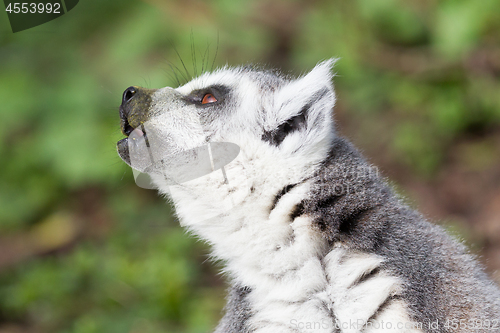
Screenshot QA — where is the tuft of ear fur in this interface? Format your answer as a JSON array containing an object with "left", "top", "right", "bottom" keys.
[{"left": 262, "top": 59, "right": 337, "bottom": 156}]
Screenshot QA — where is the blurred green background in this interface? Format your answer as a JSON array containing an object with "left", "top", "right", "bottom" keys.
[{"left": 1, "top": 0, "right": 500, "bottom": 332}]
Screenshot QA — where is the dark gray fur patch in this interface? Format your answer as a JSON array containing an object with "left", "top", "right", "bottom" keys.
[
  {"left": 269, "top": 183, "right": 298, "bottom": 213},
  {"left": 213, "top": 285, "right": 252, "bottom": 333},
  {"left": 300, "top": 137, "right": 500, "bottom": 330},
  {"left": 261, "top": 110, "right": 307, "bottom": 146},
  {"left": 262, "top": 87, "right": 330, "bottom": 147}
]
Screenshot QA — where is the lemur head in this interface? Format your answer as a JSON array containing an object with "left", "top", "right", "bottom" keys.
[{"left": 117, "top": 60, "right": 336, "bottom": 235}]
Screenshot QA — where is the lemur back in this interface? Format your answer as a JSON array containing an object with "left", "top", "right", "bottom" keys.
[{"left": 117, "top": 60, "right": 500, "bottom": 333}]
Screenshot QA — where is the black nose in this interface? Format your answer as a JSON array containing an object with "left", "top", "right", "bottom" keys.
[{"left": 122, "top": 86, "right": 137, "bottom": 104}]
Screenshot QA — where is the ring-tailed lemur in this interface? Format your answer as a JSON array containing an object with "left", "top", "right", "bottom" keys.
[{"left": 117, "top": 60, "right": 500, "bottom": 333}]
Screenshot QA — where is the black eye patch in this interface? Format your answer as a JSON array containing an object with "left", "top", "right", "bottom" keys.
[{"left": 184, "top": 85, "right": 230, "bottom": 106}]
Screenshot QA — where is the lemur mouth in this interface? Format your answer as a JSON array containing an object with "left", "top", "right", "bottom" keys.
[
  {"left": 122, "top": 115, "right": 135, "bottom": 137},
  {"left": 117, "top": 105, "right": 151, "bottom": 166},
  {"left": 123, "top": 119, "right": 148, "bottom": 142},
  {"left": 119, "top": 104, "right": 150, "bottom": 144}
]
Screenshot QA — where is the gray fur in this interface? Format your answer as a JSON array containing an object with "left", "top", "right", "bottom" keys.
[
  {"left": 304, "top": 137, "right": 500, "bottom": 331},
  {"left": 214, "top": 285, "right": 252, "bottom": 333}
]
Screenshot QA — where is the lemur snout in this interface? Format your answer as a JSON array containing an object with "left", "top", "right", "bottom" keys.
[{"left": 119, "top": 86, "right": 157, "bottom": 136}]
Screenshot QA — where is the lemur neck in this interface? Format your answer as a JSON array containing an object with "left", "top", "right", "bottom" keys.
[
  {"left": 176, "top": 137, "right": 392, "bottom": 288},
  {"left": 218, "top": 137, "right": 393, "bottom": 286}
]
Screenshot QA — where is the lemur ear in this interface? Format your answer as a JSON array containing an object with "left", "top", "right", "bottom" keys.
[{"left": 263, "top": 59, "right": 337, "bottom": 147}]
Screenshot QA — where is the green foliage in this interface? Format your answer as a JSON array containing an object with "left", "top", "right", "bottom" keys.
[{"left": 0, "top": 0, "right": 499, "bottom": 331}]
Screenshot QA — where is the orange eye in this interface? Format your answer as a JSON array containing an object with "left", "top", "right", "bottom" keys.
[{"left": 201, "top": 93, "right": 217, "bottom": 104}]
